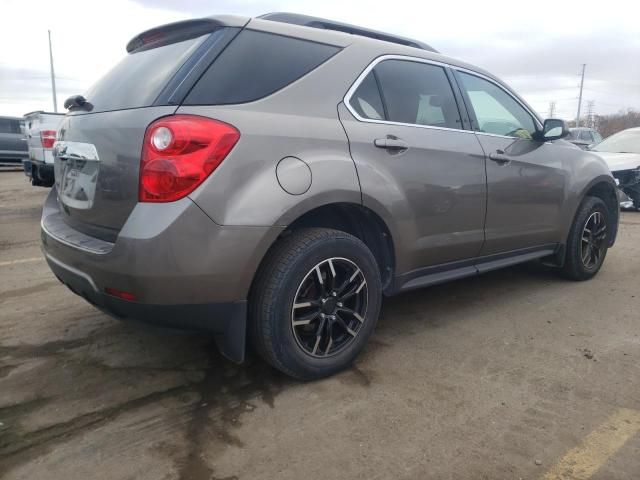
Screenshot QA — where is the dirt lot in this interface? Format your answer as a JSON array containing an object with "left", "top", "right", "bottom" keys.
[{"left": 1, "top": 170, "right": 639, "bottom": 480}]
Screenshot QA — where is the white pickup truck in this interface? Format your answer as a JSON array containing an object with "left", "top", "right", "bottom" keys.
[{"left": 23, "top": 110, "right": 64, "bottom": 187}]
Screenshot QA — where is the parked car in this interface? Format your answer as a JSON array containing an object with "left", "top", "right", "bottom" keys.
[
  {"left": 0, "top": 116, "right": 28, "bottom": 163},
  {"left": 41, "top": 13, "right": 619, "bottom": 380},
  {"left": 590, "top": 127, "right": 640, "bottom": 210},
  {"left": 567, "top": 127, "right": 603, "bottom": 149},
  {"left": 23, "top": 110, "right": 64, "bottom": 187}
]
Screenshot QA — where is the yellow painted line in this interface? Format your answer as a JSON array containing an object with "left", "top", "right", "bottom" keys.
[
  {"left": 0, "top": 257, "right": 43, "bottom": 267},
  {"left": 543, "top": 408, "right": 640, "bottom": 480}
]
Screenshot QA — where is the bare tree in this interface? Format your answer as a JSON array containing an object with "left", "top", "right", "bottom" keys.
[{"left": 595, "top": 109, "right": 640, "bottom": 138}]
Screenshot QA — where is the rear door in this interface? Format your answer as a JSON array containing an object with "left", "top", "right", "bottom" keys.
[
  {"left": 339, "top": 57, "right": 487, "bottom": 275},
  {"left": 454, "top": 70, "right": 567, "bottom": 255}
]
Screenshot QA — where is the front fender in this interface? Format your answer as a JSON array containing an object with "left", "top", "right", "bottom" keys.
[{"left": 561, "top": 149, "right": 619, "bottom": 246}]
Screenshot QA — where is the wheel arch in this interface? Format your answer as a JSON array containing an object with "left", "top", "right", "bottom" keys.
[
  {"left": 577, "top": 176, "right": 619, "bottom": 248},
  {"left": 256, "top": 202, "right": 396, "bottom": 294}
]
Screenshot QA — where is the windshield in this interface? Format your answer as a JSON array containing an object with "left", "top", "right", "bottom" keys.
[{"left": 593, "top": 130, "right": 640, "bottom": 154}]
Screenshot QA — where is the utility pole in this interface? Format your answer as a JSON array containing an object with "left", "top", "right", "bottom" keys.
[
  {"left": 586, "top": 100, "right": 595, "bottom": 128},
  {"left": 548, "top": 101, "right": 556, "bottom": 118},
  {"left": 48, "top": 30, "right": 58, "bottom": 113},
  {"left": 575, "top": 63, "right": 586, "bottom": 127}
]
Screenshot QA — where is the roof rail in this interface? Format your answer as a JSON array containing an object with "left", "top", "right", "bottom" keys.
[{"left": 258, "top": 12, "right": 438, "bottom": 53}]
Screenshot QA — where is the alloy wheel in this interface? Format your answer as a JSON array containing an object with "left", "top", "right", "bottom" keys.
[
  {"left": 291, "top": 257, "right": 368, "bottom": 357},
  {"left": 581, "top": 211, "right": 607, "bottom": 270}
]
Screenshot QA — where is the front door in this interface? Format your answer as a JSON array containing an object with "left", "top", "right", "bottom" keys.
[
  {"left": 455, "top": 70, "right": 567, "bottom": 256},
  {"left": 339, "top": 58, "right": 487, "bottom": 276}
]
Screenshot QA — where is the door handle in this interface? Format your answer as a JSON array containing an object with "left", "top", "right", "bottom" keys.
[
  {"left": 374, "top": 137, "right": 409, "bottom": 152},
  {"left": 489, "top": 149, "right": 510, "bottom": 165}
]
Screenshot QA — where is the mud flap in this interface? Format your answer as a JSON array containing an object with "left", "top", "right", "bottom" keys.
[{"left": 215, "top": 301, "right": 247, "bottom": 364}]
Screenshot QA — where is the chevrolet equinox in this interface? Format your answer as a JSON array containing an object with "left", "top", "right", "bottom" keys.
[{"left": 42, "top": 13, "right": 619, "bottom": 379}]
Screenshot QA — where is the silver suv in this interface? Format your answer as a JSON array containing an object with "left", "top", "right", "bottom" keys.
[{"left": 42, "top": 13, "right": 619, "bottom": 379}]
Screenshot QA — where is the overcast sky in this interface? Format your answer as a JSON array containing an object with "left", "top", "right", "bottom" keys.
[{"left": 1, "top": 0, "right": 639, "bottom": 120}]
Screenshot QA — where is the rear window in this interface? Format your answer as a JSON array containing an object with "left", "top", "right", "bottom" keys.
[
  {"left": 0, "top": 118, "right": 21, "bottom": 134},
  {"left": 82, "top": 34, "right": 209, "bottom": 113},
  {"left": 184, "top": 30, "right": 340, "bottom": 105}
]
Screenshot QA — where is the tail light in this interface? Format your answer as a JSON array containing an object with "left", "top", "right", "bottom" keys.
[
  {"left": 139, "top": 115, "right": 240, "bottom": 203},
  {"left": 40, "top": 130, "right": 57, "bottom": 149}
]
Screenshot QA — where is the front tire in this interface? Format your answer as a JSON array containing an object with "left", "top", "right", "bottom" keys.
[
  {"left": 560, "top": 196, "right": 610, "bottom": 281},
  {"left": 249, "top": 228, "right": 382, "bottom": 380}
]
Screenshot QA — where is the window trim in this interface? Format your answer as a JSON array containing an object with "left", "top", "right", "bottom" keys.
[
  {"left": 452, "top": 68, "right": 543, "bottom": 139},
  {"left": 343, "top": 54, "right": 474, "bottom": 135}
]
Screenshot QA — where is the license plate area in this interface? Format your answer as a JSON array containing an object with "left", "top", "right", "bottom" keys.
[{"left": 53, "top": 141, "right": 100, "bottom": 210}]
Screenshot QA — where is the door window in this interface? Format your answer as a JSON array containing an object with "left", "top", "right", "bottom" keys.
[
  {"left": 579, "top": 130, "right": 594, "bottom": 142},
  {"left": 0, "top": 118, "right": 20, "bottom": 134},
  {"left": 349, "top": 59, "right": 462, "bottom": 129},
  {"left": 349, "top": 71, "right": 385, "bottom": 120},
  {"left": 458, "top": 72, "right": 537, "bottom": 139}
]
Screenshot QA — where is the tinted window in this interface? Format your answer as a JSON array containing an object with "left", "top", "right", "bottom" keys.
[
  {"left": 373, "top": 60, "right": 462, "bottom": 129},
  {"left": 349, "top": 72, "right": 385, "bottom": 120},
  {"left": 0, "top": 118, "right": 20, "bottom": 134},
  {"left": 185, "top": 30, "right": 340, "bottom": 105},
  {"left": 579, "top": 130, "right": 594, "bottom": 142},
  {"left": 83, "top": 34, "right": 209, "bottom": 113},
  {"left": 459, "top": 72, "right": 537, "bottom": 138}
]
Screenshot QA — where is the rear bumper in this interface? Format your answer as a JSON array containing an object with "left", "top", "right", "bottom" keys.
[
  {"left": 41, "top": 187, "right": 284, "bottom": 361},
  {"left": 45, "top": 252, "right": 247, "bottom": 360}
]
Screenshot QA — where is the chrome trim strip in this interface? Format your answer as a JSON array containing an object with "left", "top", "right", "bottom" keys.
[
  {"left": 343, "top": 54, "right": 543, "bottom": 134},
  {"left": 53, "top": 141, "right": 99, "bottom": 161},
  {"left": 343, "top": 54, "right": 474, "bottom": 135},
  {"left": 44, "top": 252, "right": 99, "bottom": 292}
]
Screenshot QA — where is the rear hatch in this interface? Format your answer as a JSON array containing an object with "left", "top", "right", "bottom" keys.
[{"left": 53, "top": 19, "right": 244, "bottom": 242}]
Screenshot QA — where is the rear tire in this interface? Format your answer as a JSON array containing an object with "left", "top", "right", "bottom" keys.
[
  {"left": 560, "top": 196, "right": 610, "bottom": 281},
  {"left": 249, "top": 228, "right": 382, "bottom": 380},
  {"left": 31, "top": 166, "right": 42, "bottom": 186}
]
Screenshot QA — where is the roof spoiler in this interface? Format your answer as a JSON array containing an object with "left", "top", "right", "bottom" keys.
[
  {"left": 126, "top": 15, "right": 249, "bottom": 53},
  {"left": 258, "top": 12, "right": 438, "bottom": 53}
]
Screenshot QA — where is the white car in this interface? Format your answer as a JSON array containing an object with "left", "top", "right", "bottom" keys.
[
  {"left": 23, "top": 110, "right": 64, "bottom": 187},
  {"left": 590, "top": 127, "right": 640, "bottom": 210}
]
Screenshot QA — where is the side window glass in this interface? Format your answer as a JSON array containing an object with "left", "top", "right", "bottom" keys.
[
  {"left": 349, "top": 72, "right": 385, "bottom": 120},
  {"left": 579, "top": 130, "right": 594, "bottom": 142},
  {"left": 373, "top": 59, "right": 462, "bottom": 129},
  {"left": 458, "top": 72, "right": 537, "bottom": 139},
  {"left": 593, "top": 132, "right": 603, "bottom": 143},
  {"left": 185, "top": 30, "right": 340, "bottom": 105}
]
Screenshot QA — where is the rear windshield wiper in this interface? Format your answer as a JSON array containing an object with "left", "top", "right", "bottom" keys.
[{"left": 64, "top": 95, "right": 93, "bottom": 112}]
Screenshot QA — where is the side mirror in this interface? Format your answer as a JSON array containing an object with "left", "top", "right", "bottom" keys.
[{"left": 535, "top": 118, "right": 569, "bottom": 142}]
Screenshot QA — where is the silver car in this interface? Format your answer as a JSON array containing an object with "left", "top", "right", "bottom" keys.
[{"left": 41, "top": 13, "right": 619, "bottom": 379}]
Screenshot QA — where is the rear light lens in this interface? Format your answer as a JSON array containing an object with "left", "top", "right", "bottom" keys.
[
  {"left": 139, "top": 115, "right": 240, "bottom": 202},
  {"left": 105, "top": 287, "right": 137, "bottom": 302},
  {"left": 40, "top": 130, "right": 57, "bottom": 149}
]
